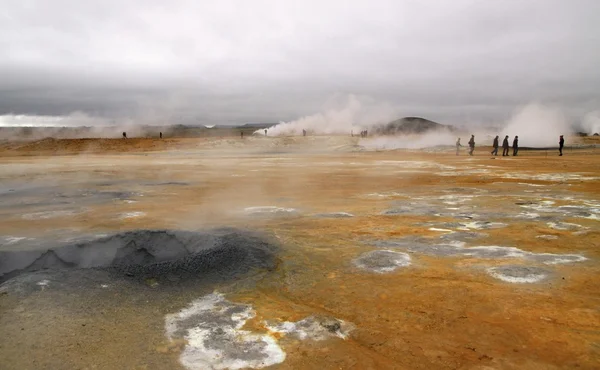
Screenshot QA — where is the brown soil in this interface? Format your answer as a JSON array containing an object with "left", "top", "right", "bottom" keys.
[{"left": 0, "top": 136, "right": 599, "bottom": 370}]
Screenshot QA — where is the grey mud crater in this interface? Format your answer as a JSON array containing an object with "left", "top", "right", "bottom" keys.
[{"left": 0, "top": 229, "right": 279, "bottom": 287}]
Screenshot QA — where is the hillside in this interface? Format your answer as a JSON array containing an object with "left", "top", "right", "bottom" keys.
[{"left": 372, "top": 117, "right": 454, "bottom": 135}]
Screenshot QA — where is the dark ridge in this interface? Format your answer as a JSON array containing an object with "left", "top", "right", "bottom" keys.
[
  {"left": 0, "top": 229, "right": 279, "bottom": 284},
  {"left": 372, "top": 117, "right": 455, "bottom": 135}
]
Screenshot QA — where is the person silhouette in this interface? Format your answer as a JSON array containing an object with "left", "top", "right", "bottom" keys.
[
  {"left": 559, "top": 135, "right": 564, "bottom": 156},
  {"left": 491, "top": 135, "right": 499, "bottom": 156}
]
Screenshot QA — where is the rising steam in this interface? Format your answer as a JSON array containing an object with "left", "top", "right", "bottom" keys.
[
  {"left": 500, "top": 103, "right": 572, "bottom": 147},
  {"left": 254, "top": 95, "right": 397, "bottom": 136},
  {"left": 582, "top": 111, "right": 600, "bottom": 135}
]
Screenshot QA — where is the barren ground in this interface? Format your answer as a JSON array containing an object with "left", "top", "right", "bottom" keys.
[{"left": 0, "top": 136, "right": 599, "bottom": 370}]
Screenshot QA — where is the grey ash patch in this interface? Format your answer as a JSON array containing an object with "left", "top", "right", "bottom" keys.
[
  {"left": 546, "top": 222, "right": 585, "bottom": 231},
  {"left": 366, "top": 237, "right": 586, "bottom": 264},
  {"left": 266, "top": 316, "right": 354, "bottom": 341},
  {"left": 243, "top": 206, "right": 300, "bottom": 218},
  {"left": 381, "top": 201, "right": 440, "bottom": 216},
  {"left": 353, "top": 250, "right": 411, "bottom": 273},
  {"left": 486, "top": 265, "right": 551, "bottom": 283},
  {"left": 313, "top": 212, "right": 354, "bottom": 218},
  {"left": 439, "top": 231, "right": 488, "bottom": 242}
]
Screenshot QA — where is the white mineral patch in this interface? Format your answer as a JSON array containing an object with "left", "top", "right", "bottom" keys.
[
  {"left": 533, "top": 253, "right": 588, "bottom": 265},
  {"left": 266, "top": 316, "right": 354, "bottom": 341},
  {"left": 503, "top": 173, "right": 599, "bottom": 182},
  {"left": 457, "top": 221, "right": 507, "bottom": 230},
  {"left": 517, "top": 183, "right": 547, "bottom": 187},
  {"left": 515, "top": 212, "right": 541, "bottom": 219},
  {"left": 315, "top": 212, "right": 354, "bottom": 218},
  {"left": 428, "top": 228, "right": 454, "bottom": 233},
  {"left": 487, "top": 266, "right": 548, "bottom": 283},
  {"left": 2, "top": 236, "right": 29, "bottom": 245},
  {"left": 436, "top": 168, "right": 492, "bottom": 177},
  {"left": 362, "top": 192, "right": 404, "bottom": 199},
  {"left": 165, "top": 293, "right": 286, "bottom": 370},
  {"left": 547, "top": 222, "right": 583, "bottom": 231},
  {"left": 373, "top": 161, "right": 454, "bottom": 170},
  {"left": 438, "top": 195, "right": 475, "bottom": 205},
  {"left": 36, "top": 279, "right": 50, "bottom": 286},
  {"left": 244, "top": 206, "right": 298, "bottom": 214},
  {"left": 536, "top": 235, "right": 559, "bottom": 240},
  {"left": 120, "top": 212, "right": 147, "bottom": 219},
  {"left": 463, "top": 246, "right": 527, "bottom": 259},
  {"left": 22, "top": 210, "right": 82, "bottom": 220}
]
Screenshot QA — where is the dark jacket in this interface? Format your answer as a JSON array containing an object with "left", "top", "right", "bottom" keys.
[
  {"left": 502, "top": 138, "right": 509, "bottom": 148},
  {"left": 513, "top": 137, "right": 519, "bottom": 147},
  {"left": 559, "top": 137, "right": 564, "bottom": 146},
  {"left": 468, "top": 137, "right": 475, "bottom": 147},
  {"left": 493, "top": 137, "right": 499, "bottom": 148}
]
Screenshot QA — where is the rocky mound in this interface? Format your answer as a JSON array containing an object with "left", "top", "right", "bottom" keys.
[
  {"left": 0, "top": 229, "right": 278, "bottom": 284},
  {"left": 372, "top": 117, "right": 454, "bottom": 135}
]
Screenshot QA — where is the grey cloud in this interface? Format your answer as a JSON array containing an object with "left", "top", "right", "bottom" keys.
[{"left": 1, "top": 0, "right": 599, "bottom": 125}]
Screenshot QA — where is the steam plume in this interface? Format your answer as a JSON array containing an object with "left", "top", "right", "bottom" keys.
[
  {"left": 255, "top": 95, "right": 397, "bottom": 136},
  {"left": 582, "top": 111, "right": 600, "bottom": 135},
  {"left": 500, "top": 103, "right": 572, "bottom": 147}
]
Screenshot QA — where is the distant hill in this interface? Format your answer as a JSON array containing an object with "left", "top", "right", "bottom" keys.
[
  {"left": 237, "top": 123, "right": 277, "bottom": 129},
  {"left": 372, "top": 117, "right": 454, "bottom": 135}
]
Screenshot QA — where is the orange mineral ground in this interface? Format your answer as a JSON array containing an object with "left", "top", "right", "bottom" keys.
[{"left": 0, "top": 135, "right": 599, "bottom": 370}]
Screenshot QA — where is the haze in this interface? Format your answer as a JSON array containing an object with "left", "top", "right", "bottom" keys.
[{"left": 1, "top": 0, "right": 599, "bottom": 127}]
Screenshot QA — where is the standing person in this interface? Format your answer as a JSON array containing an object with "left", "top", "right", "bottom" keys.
[
  {"left": 512, "top": 136, "right": 519, "bottom": 156},
  {"left": 502, "top": 135, "right": 509, "bottom": 156},
  {"left": 264, "top": 129, "right": 267, "bottom": 136},
  {"left": 456, "top": 138, "right": 462, "bottom": 155},
  {"left": 468, "top": 135, "right": 475, "bottom": 156},
  {"left": 159, "top": 132, "right": 163, "bottom": 139},
  {"left": 122, "top": 132, "right": 127, "bottom": 139},
  {"left": 241, "top": 131, "right": 244, "bottom": 139},
  {"left": 491, "top": 135, "right": 499, "bottom": 156},
  {"left": 302, "top": 129, "right": 306, "bottom": 137},
  {"left": 559, "top": 135, "right": 564, "bottom": 156}
]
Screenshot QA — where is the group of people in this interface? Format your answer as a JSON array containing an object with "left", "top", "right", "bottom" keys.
[
  {"left": 490, "top": 135, "right": 519, "bottom": 156},
  {"left": 456, "top": 135, "right": 565, "bottom": 156}
]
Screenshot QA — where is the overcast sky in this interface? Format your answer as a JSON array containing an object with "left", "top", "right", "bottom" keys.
[{"left": 1, "top": 0, "right": 599, "bottom": 126}]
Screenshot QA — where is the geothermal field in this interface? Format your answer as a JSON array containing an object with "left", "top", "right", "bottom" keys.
[{"left": 1, "top": 134, "right": 599, "bottom": 370}]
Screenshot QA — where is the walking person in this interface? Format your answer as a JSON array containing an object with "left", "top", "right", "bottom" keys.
[
  {"left": 559, "top": 135, "right": 564, "bottom": 156},
  {"left": 502, "top": 135, "right": 509, "bottom": 156},
  {"left": 491, "top": 135, "right": 499, "bottom": 156},
  {"left": 512, "top": 136, "right": 519, "bottom": 156},
  {"left": 468, "top": 135, "right": 475, "bottom": 156},
  {"left": 456, "top": 138, "right": 462, "bottom": 155}
]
